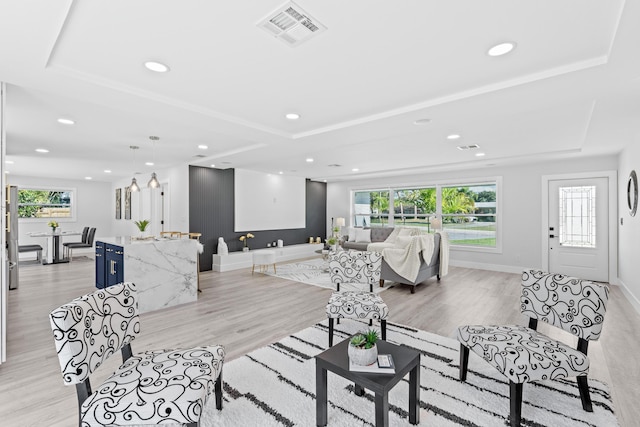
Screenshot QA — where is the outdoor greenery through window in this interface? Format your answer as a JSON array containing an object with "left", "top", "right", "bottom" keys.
[
  {"left": 353, "top": 182, "right": 498, "bottom": 248},
  {"left": 18, "top": 189, "right": 73, "bottom": 219}
]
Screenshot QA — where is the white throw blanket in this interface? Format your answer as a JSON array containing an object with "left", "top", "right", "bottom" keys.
[{"left": 382, "top": 235, "right": 435, "bottom": 282}]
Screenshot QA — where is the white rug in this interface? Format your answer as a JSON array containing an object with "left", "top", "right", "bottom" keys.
[
  {"left": 264, "top": 258, "right": 389, "bottom": 293},
  {"left": 202, "top": 319, "right": 619, "bottom": 426}
]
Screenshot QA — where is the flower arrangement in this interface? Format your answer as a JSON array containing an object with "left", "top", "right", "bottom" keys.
[
  {"left": 239, "top": 233, "right": 255, "bottom": 248},
  {"left": 48, "top": 220, "right": 59, "bottom": 231}
]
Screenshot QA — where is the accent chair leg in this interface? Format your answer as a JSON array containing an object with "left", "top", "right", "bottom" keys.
[
  {"left": 437, "top": 274, "right": 440, "bottom": 281},
  {"left": 215, "top": 367, "right": 223, "bottom": 410},
  {"left": 369, "top": 319, "right": 373, "bottom": 327},
  {"left": 273, "top": 263, "right": 276, "bottom": 274},
  {"left": 459, "top": 344, "right": 469, "bottom": 381},
  {"left": 411, "top": 286, "right": 415, "bottom": 294},
  {"left": 509, "top": 381, "right": 523, "bottom": 427},
  {"left": 379, "top": 279, "right": 384, "bottom": 287},
  {"left": 251, "top": 264, "right": 255, "bottom": 275},
  {"left": 381, "top": 319, "right": 387, "bottom": 341},
  {"left": 577, "top": 376, "right": 593, "bottom": 412},
  {"left": 328, "top": 318, "right": 334, "bottom": 347}
]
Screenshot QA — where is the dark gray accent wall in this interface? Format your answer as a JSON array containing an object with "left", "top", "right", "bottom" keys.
[{"left": 189, "top": 166, "right": 326, "bottom": 271}]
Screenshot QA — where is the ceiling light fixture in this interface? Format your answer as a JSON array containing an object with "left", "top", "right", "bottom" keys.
[
  {"left": 198, "top": 144, "right": 208, "bottom": 150},
  {"left": 285, "top": 113, "right": 300, "bottom": 120},
  {"left": 279, "top": 171, "right": 284, "bottom": 175},
  {"left": 85, "top": 177, "right": 92, "bottom": 180},
  {"left": 306, "top": 158, "right": 314, "bottom": 162},
  {"left": 129, "top": 146, "right": 140, "bottom": 192},
  {"left": 211, "top": 164, "right": 216, "bottom": 168},
  {"left": 104, "top": 169, "right": 111, "bottom": 173},
  {"left": 488, "top": 42, "right": 516, "bottom": 57},
  {"left": 148, "top": 136, "right": 161, "bottom": 189},
  {"left": 35, "top": 148, "right": 49, "bottom": 153},
  {"left": 57, "top": 118, "right": 75, "bottom": 125},
  {"left": 145, "top": 162, "right": 154, "bottom": 166},
  {"left": 5, "top": 160, "right": 13, "bottom": 164},
  {"left": 413, "top": 118, "right": 431, "bottom": 125},
  {"left": 476, "top": 152, "right": 486, "bottom": 157},
  {"left": 352, "top": 168, "right": 359, "bottom": 172},
  {"left": 144, "top": 61, "right": 170, "bottom": 72},
  {"left": 447, "top": 134, "right": 461, "bottom": 140}
]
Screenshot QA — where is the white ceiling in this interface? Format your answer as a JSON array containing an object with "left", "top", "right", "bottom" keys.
[{"left": 1, "top": 0, "right": 639, "bottom": 183}]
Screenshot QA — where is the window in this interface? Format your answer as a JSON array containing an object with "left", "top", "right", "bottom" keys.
[
  {"left": 352, "top": 180, "right": 499, "bottom": 249},
  {"left": 558, "top": 185, "right": 596, "bottom": 248},
  {"left": 441, "top": 184, "right": 496, "bottom": 247},
  {"left": 18, "top": 188, "right": 73, "bottom": 219},
  {"left": 354, "top": 190, "right": 389, "bottom": 227}
]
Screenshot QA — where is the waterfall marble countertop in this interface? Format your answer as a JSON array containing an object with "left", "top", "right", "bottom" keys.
[{"left": 97, "top": 237, "right": 200, "bottom": 313}]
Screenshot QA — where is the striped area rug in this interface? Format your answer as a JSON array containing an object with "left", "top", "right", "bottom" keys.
[{"left": 203, "top": 319, "right": 618, "bottom": 426}]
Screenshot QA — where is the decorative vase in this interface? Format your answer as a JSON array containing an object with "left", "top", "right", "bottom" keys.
[
  {"left": 348, "top": 343, "right": 378, "bottom": 366},
  {"left": 243, "top": 247, "right": 249, "bottom": 252},
  {"left": 51, "top": 227, "right": 56, "bottom": 233}
]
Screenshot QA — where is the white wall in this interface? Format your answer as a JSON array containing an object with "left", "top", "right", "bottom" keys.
[
  {"left": 109, "top": 164, "right": 189, "bottom": 237},
  {"left": 328, "top": 155, "right": 618, "bottom": 274},
  {"left": 10, "top": 175, "right": 113, "bottom": 254},
  {"left": 617, "top": 143, "right": 640, "bottom": 311}
]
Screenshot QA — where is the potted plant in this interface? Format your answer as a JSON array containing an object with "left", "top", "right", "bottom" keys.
[
  {"left": 327, "top": 236, "right": 338, "bottom": 252},
  {"left": 348, "top": 329, "right": 379, "bottom": 366},
  {"left": 134, "top": 219, "right": 150, "bottom": 237},
  {"left": 48, "top": 220, "right": 59, "bottom": 233},
  {"left": 239, "top": 233, "right": 254, "bottom": 251}
]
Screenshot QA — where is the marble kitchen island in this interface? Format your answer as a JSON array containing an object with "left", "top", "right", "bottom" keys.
[{"left": 96, "top": 237, "right": 200, "bottom": 313}]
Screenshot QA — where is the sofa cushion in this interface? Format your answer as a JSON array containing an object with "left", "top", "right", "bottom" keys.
[
  {"left": 355, "top": 228, "right": 371, "bottom": 243},
  {"left": 347, "top": 227, "right": 357, "bottom": 242}
]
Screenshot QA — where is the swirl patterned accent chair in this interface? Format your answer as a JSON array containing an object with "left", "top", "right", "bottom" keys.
[
  {"left": 457, "top": 269, "right": 609, "bottom": 427},
  {"left": 49, "top": 282, "right": 225, "bottom": 427},
  {"left": 325, "top": 251, "right": 388, "bottom": 346}
]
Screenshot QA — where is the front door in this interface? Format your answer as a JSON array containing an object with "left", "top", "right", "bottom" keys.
[{"left": 548, "top": 177, "right": 608, "bottom": 281}]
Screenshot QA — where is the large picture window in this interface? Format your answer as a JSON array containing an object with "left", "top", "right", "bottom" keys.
[
  {"left": 352, "top": 180, "right": 499, "bottom": 249},
  {"left": 18, "top": 188, "right": 74, "bottom": 219}
]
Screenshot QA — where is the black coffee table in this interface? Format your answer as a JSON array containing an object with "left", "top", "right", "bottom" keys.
[{"left": 315, "top": 338, "right": 420, "bottom": 426}]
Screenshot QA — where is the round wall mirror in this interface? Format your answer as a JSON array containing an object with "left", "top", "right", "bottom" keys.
[{"left": 627, "top": 170, "right": 638, "bottom": 217}]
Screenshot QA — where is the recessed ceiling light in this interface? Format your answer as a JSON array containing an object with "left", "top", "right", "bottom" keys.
[
  {"left": 104, "top": 169, "right": 112, "bottom": 173},
  {"left": 285, "top": 113, "right": 300, "bottom": 120},
  {"left": 447, "top": 134, "right": 461, "bottom": 140},
  {"left": 352, "top": 168, "right": 359, "bottom": 172},
  {"left": 306, "top": 158, "right": 314, "bottom": 163},
  {"left": 210, "top": 164, "right": 215, "bottom": 168},
  {"left": 323, "top": 179, "right": 327, "bottom": 182},
  {"left": 476, "top": 152, "right": 486, "bottom": 157},
  {"left": 145, "top": 162, "right": 154, "bottom": 166},
  {"left": 35, "top": 148, "right": 49, "bottom": 153},
  {"left": 198, "top": 145, "right": 208, "bottom": 150},
  {"left": 57, "top": 118, "right": 75, "bottom": 125},
  {"left": 413, "top": 118, "right": 431, "bottom": 125},
  {"left": 488, "top": 42, "right": 516, "bottom": 57},
  {"left": 279, "top": 171, "right": 284, "bottom": 175},
  {"left": 5, "top": 160, "right": 13, "bottom": 164},
  {"left": 144, "top": 61, "right": 170, "bottom": 72},
  {"left": 85, "top": 177, "right": 92, "bottom": 180}
]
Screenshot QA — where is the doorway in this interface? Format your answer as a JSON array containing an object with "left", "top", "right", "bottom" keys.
[{"left": 542, "top": 171, "right": 617, "bottom": 282}]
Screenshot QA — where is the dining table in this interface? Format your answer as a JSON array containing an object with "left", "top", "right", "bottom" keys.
[{"left": 27, "top": 230, "right": 82, "bottom": 265}]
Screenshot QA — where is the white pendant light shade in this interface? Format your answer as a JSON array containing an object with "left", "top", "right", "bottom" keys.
[
  {"left": 130, "top": 177, "right": 140, "bottom": 192},
  {"left": 148, "top": 172, "right": 160, "bottom": 188}
]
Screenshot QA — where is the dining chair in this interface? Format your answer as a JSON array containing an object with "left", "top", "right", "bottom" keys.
[
  {"left": 64, "top": 227, "right": 96, "bottom": 261},
  {"left": 49, "top": 282, "right": 225, "bottom": 427},
  {"left": 457, "top": 269, "right": 609, "bottom": 427},
  {"left": 62, "top": 226, "right": 89, "bottom": 258}
]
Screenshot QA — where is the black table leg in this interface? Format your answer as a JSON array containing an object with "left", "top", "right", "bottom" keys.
[
  {"left": 375, "top": 392, "right": 389, "bottom": 427},
  {"left": 316, "top": 362, "right": 327, "bottom": 426},
  {"left": 409, "top": 357, "right": 420, "bottom": 424},
  {"left": 354, "top": 383, "right": 365, "bottom": 396}
]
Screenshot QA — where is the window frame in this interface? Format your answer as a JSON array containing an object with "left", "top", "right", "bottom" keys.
[
  {"left": 349, "top": 176, "right": 502, "bottom": 253},
  {"left": 17, "top": 186, "right": 77, "bottom": 223}
]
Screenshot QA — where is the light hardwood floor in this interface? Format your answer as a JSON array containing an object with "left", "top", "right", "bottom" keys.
[{"left": 1, "top": 257, "right": 638, "bottom": 426}]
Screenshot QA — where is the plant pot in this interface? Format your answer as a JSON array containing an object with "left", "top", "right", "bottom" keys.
[
  {"left": 243, "top": 247, "right": 249, "bottom": 252},
  {"left": 348, "top": 343, "right": 378, "bottom": 366}
]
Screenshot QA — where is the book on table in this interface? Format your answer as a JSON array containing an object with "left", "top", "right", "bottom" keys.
[{"left": 349, "top": 354, "right": 395, "bottom": 374}]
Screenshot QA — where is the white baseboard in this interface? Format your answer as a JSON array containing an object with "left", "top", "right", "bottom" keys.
[
  {"left": 616, "top": 278, "right": 640, "bottom": 315},
  {"left": 448, "top": 259, "right": 525, "bottom": 274}
]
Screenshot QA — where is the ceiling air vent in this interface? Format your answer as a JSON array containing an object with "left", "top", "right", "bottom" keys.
[
  {"left": 457, "top": 144, "right": 480, "bottom": 151},
  {"left": 257, "top": 2, "right": 327, "bottom": 47},
  {"left": 193, "top": 154, "right": 207, "bottom": 158}
]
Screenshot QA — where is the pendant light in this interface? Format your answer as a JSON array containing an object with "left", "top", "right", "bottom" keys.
[
  {"left": 147, "top": 136, "right": 160, "bottom": 189},
  {"left": 129, "top": 145, "right": 140, "bottom": 192}
]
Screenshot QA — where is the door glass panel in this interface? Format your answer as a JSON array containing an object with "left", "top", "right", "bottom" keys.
[{"left": 558, "top": 186, "right": 596, "bottom": 248}]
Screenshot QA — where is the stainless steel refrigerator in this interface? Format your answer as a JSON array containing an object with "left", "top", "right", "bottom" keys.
[{"left": 6, "top": 185, "right": 18, "bottom": 289}]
